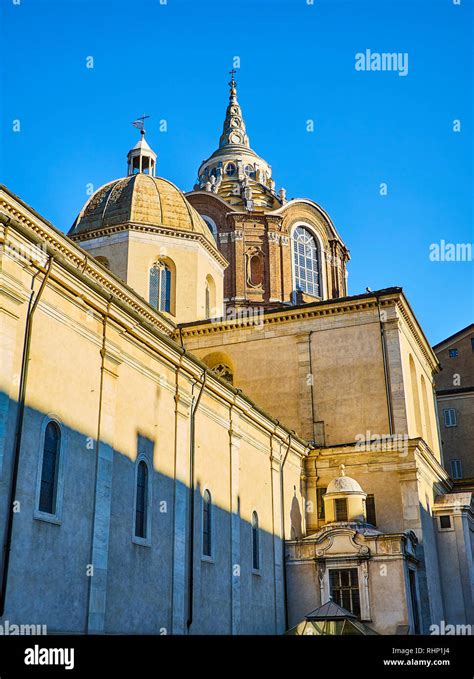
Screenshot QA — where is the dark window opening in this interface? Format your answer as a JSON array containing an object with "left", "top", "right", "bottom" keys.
[
  {"left": 252, "top": 511, "right": 260, "bottom": 570},
  {"left": 135, "top": 461, "right": 148, "bottom": 539},
  {"left": 366, "top": 494, "right": 377, "bottom": 526},
  {"left": 439, "top": 515, "right": 451, "bottom": 529},
  {"left": 317, "top": 487, "right": 327, "bottom": 520},
  {"left": 409, "top": 569, "right": 420, "bottom": 634},
  {"left": 203, "top": 490, "right": 212, "bottom": 557},
  {"left": 39, "top": 421, "right": 60, "bottom": 515}
]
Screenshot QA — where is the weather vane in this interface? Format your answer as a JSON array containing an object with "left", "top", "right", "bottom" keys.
[{"left": 132, "top": 114, "right": 150, "bottom": 136}]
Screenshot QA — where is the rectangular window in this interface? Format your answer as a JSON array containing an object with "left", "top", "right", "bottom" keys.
[
  {"left": 448, "top": 348, "right": 458, "bottom": 358},
  {"left": 471, "top": 338, "right": 474, "bottom": 353},
  {"left": 443, "top": 408, "right": 457, "bottom": 427},
  {"left": 317, "top": 487, "right": 327, "bottom": 520},
  {"left": 330, "top": 569, "right": 360, "bottom": 617},
  {"left": 450, "top": 459, "right": 463, "bottom": 480},
  {"left": 334, "top": 498, "right": 348, "bottom": 522},
  {"left": 366, "top": 494, "right": 377, "bottom": 526},
  {"left": 439, "top": 515, "right": 452, "bottom": 529}
]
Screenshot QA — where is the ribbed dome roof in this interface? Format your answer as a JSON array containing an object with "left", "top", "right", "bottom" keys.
[{"left": 69, "top": 173, "right": 213, "bottom": 241}]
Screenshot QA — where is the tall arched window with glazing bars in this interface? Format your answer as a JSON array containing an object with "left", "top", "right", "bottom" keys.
[
  {"left": 39, "top": 421, "right": 61, "bottom": 515},
  {"left": 149, "top": 262, "right": 171, "bottom": 313},
  {"left": 292, "top": 226, "right": 321, "bottom": 297}
]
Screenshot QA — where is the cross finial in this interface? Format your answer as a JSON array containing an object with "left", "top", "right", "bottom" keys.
[{"left": 229, "top": 68, "right": 237, "bottom": 91}]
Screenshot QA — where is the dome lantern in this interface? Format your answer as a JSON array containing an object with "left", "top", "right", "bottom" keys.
[{"left": 127, "top": 116, "right": 157, "bottom": 176}]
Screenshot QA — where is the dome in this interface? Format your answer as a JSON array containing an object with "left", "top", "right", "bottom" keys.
[
  {"left": 326, "top": 466, "right": 364, "bottom": 495},
  {"left": 69, "top": 174, "right": 214, "bottom": 243}
]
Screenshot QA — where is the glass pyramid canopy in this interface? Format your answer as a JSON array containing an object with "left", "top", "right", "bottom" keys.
[{"left": 285, "top": 599, "right": 378, "bottom": 636}]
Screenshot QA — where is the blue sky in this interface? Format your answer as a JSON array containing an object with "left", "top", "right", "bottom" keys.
[{"left": 1, "top": 0, "right": 472, "bottom": 344}]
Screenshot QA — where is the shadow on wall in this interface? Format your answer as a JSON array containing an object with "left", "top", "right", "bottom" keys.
[
  {"left": 0, "top": 395, "right": 297, "bottom": 635},
  {"left": 290, "top": 490, "right": 302, "bottom": 540}
]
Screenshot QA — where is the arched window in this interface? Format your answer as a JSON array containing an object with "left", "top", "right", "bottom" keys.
[
  {"left": 292, "top": 225, "right": 321, "bottom": 297},
  {"left": 202, "top": 215, "right": 218, "bottom": 241},
  {"left": 204, "top": 274, "right": 216, "bottom": 319},
  {"left": 252, "top": 511, "right": 260, "bottom": 571},
  {"left": 149, "top": 262, "right": 171, "bottom": 313},
  {"left": 225, "top": 162, "right": 236, "bottom": 177},
  {"left": 135, "top": 460, "right": 149, "bottom": 539},
  {"left": 212, "top": 363, "right": 233, "bottom": 384},
  {"left": 39, "top": 421, "right": 61, "bottom": 515},
  {"left": 202, "top": 489, "right": 212, "bottom": 557}
]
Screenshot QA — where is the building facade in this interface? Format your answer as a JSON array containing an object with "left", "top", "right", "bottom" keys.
[
  {"left": 0, "top": 75, "right": 472, "bottom": 635},
  {"left": 433, "top": 325, "right": 474, "bottom": 484}
]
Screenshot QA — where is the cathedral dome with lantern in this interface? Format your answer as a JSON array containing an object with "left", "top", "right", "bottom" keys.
[
  {"left": 70, "top": 173, "right": 212, "bottom": 240},
  {"left": 68, "top": 123, "right": 226, "bottom": 325},
  {"left": 70, "top": 132, "right": 213, "bottom": 242}
]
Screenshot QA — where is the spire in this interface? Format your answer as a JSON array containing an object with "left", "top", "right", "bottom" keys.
[
  {"left": 218, "top": 70, "right": 250, "bottom": 149},
  {"left": 194, "top": 72, "right": 281, "bottom": 210},
  {"left": 127, "top": 116, "right": 157, "bottom": 176}
]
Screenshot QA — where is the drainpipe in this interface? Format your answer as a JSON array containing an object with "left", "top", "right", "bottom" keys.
[
  {"left": 280, "top": 432, "right": 293, "bottom": 631},
  {"left": 85, "top": 299, "right": 112, "bottom": 633},
  {"left": 0, "top": 258, "right": 53, "bottom": 616},
  {"left": 376, "top": 295, "right": 394, "bottom": 436},
  {"left": 186, "top": 369, "right": 206, "bottom": 632}
]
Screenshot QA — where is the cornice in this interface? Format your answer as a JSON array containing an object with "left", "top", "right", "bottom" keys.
[
  {"left": 394, "top": 297, "right": 440, "bottom": 371},
  {"left": 177, "top": 292, "right": 398, "bottom": 338},
  {"left": 69, "top": 220, "right": 229, "bottom": 269}
]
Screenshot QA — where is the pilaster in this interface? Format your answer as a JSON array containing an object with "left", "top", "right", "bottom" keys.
[
  {"left": 87, "top": 344, "right": 121, "bottom": 634},
  {"left": 171, "top": 381, "right": 192, "bottom": 635}
]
